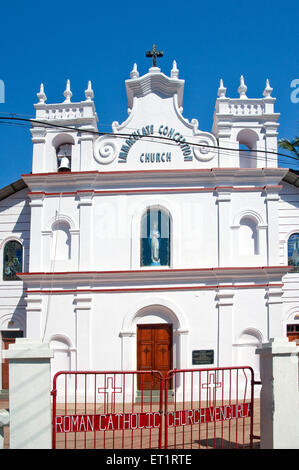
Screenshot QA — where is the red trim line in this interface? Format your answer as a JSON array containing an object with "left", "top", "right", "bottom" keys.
[{"left": 25, "top": 283, "right": 284, "bottom": 295}]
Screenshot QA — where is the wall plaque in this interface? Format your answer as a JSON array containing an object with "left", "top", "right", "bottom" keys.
[{"left": 192, "top": 350, "right": 214, "bottom": 365}]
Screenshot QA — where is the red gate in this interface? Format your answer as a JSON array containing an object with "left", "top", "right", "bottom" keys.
[
  {"left": 51, "top": 367, "right": 259, "bottom": 449},
  {"left": 52, "top": 370, "right": 164, "bottom": 449},
  {"left": 164, "top": 367, "right": 257, "bottom": 449}
]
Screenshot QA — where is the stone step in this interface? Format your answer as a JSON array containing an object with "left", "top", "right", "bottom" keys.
[{"left": 136, "top": 390, "right": 174, "bottom": 403}]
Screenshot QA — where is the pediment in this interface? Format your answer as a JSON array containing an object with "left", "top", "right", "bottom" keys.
[{"left": 93, "top": 65, "right": 218, "bottom": 171}]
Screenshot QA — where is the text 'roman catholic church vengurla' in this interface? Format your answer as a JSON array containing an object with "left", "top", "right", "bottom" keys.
[{"left": 1, "top": 48, "right": 299, "bottom": 392}]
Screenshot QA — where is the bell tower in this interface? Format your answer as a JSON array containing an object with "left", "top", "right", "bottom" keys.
[
  {"left": 30, "top": 80, "right": 98, "bottom": 174},
  {"left": 212, "top": 76, "right": 280, "bottom": 168}
]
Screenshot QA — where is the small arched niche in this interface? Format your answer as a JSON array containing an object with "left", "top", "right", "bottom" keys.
[
  {"left": 236, "top": 328, "right": 262, "bottom": 379},
  {"left": 51, "top": 220, "right": 71, "bottom": 261},
  {"left": 239, "top": 216, "right": 259, "bottom": 255},
  {"left": 49, "top": 335, "right": 72, "bottom": 382},
  {"left": 237, "top": 129, "right": 258, "bottom": 168}
]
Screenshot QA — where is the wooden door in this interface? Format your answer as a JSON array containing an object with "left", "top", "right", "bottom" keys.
[
  {"left": 287, "top": 324, "right": 299, "bottom": 342},
  {"left": 1, "top": 331, "right": 23, "bottom": 389},
  {"left": 137, "top": 324, "right": 172, "bottom": 390}
]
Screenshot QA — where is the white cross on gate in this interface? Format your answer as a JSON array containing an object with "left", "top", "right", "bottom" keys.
[
  {"left": 202, "top": 372, "right": 222, "bottom": 404},
  {"left": 98, "top": 376, "right": 122, "bottom": 412}
]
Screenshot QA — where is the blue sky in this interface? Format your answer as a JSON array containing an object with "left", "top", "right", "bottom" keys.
[{"left": 0, "top": 0, "right": 298, "bottom": 188}]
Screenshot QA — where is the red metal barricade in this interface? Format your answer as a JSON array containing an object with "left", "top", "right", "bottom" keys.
[
  {"left": 164, "top": 367, "right": 256, "bottom": 449},
  {"left": 51, "top": 370, "right": 164, "bottom": 449},
  {"left": 51, "top": 367, "right": 258, "bottom": 449}
]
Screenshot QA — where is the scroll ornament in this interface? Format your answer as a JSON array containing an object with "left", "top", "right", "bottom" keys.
[{"left": 94, "top": 136, "right": 119, "bottom": 164}]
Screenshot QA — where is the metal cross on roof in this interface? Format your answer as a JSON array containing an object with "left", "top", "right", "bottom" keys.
[{"left": 146, "top": 44, "right": 163, "bottom": 67}]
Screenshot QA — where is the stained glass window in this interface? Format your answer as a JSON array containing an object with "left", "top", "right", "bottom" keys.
[
  {"left": 140, "top": 208, "right": 170, "bottom": 267},
  {"left": 288, "top": 233, "right": 299, "bottom": 272},
  {"left": 3, "top": 241, "right": 23, "bottom": 281}
]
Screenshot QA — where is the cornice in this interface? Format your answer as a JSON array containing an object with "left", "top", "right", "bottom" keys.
[
  {"left": 21, "top": 168, "right": 289, "bottom": 193},
  {"left": 19, "top": 266, "right": 291, "bottom": 290}
]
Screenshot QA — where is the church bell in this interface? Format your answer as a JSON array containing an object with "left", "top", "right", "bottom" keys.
[
  {"left": 58, "top": 156, "right": 71, "bottom": 172},
  {"left": 57, "top": 144, "right": 72, "bottom": 172}
]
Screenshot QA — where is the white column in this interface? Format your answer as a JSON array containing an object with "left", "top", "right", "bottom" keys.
[
  {"left": 78, "top": 134, "right": 94, "bottom": 171},
  {"left": 257, "top": 224, "right": 268, "bottom": 263},
  {"left": 25, "top": 294, "right": 43, "bottom": 340},
  {"left": 78, "top": 191, "right": 93, "bottom": 270},
  {"left": 256, "top": 337, "right": 299, "bottom": 449},
  {"left": 70, "top": 229, "right": 80, "bottom": 270},
  {"left": 216, "top": 289, "right": 234, "bottom": 368},
  {"left": 120, "top": 332, "right": 134, "bottom": 370},
  {"left": 41, "top": 230, "right": 52, "bottom": 271},
  {"left": 4, "top": 339, "right": 53, "bottom": 449},
  {"left": 74, "top": 295, "right": 92, "bottom": 370},
  {"left": 266, "top": 286, "right": 284, "bottom": 339},
  {"left": 175, "top": 329, "right": 189, "bottom": 369},
  {"left": 30, "top": 127, "right": 46, "bottom": 173},
  {"left": 216, "top": 189, "right": 232, "bottom": 267},
  {"left": 265, "top": 188, "right": 280, "bottom": 265},
  {"left": 28, "top": 193, "right": 44, "bottom": 272}
]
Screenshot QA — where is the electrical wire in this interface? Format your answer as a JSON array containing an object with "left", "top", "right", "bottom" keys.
[{"left": 0, "top": 115, "right": 298, "bottom": 166}]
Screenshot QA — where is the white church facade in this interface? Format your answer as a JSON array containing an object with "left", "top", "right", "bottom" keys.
[{"left": 1, "top": 57, "right": 299, "bottom": 391}]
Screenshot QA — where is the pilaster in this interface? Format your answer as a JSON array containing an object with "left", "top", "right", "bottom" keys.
[
  {"left": 266, "top": 285, "right": 284, "bottom": 339},
  {"left": 216, "top": 188, "right": 232, "bottom": 267},
  {"left": 28, "top": 193, "right": 44, "bottom": 272},
  {"left": 74, "top": 295, "right": 92, "bottom": 370},
  {"left": 25, "top": 294, "right": 43, "bottom": 340},
  {"left": 265, "top": 187, "right": 280, "bottom": 265},
  {"left": 78, "top": 133, "right": 95, "bottom": 171},
  {"left": 30, "top": 127, "right": 47, "bottom": 173},
  {"left": 216, "top": 289, "right": 234, "bottom": 368},
  {"left": 78, "top": 191, "right": 94, "bottom": 270}
]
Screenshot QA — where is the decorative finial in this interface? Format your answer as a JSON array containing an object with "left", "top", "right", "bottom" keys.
[
  {"left": 238, "top": 75, "right": 248, "bottom": 98},
  {"left": 218, "top": 78, "right": 226, "bottom": 98},
  {"left": 63, "top": 79, "right": 72, "bottom": 103},
  {"left": 85, "top": 80, "right": 94, "bottom": 101},
  {"left": 146, "top": 44, "right": 163, "bottom": 68},
  {"left": 171, "top": 60, "right": 179, "bottom": 79},
  {"left": 263, "top": 78, "right": 273, "bottom": 98},
  {"left": 37, "top": 83, "right": 47, "bottom": 103},
  {"left": 130, "top": 63, "right": 139, "bottom": 79}
]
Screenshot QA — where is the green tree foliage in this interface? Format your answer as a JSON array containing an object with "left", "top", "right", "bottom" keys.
[{"left": 278, "top": 137, "right": 299, "bottom": 158}]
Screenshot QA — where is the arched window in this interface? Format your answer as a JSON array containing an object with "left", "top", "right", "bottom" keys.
[
  {"left": 239, "top": 217, "right": 259, "bottom": 255},
  {"left": 140, "top": 208, "right": 170, "bottom": 267},
  {"left": 3, "top": 240, "right": 23, "bottom": 281},
  {"left": 288, "top": 233, "right": 299, "bottom": 272}
]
